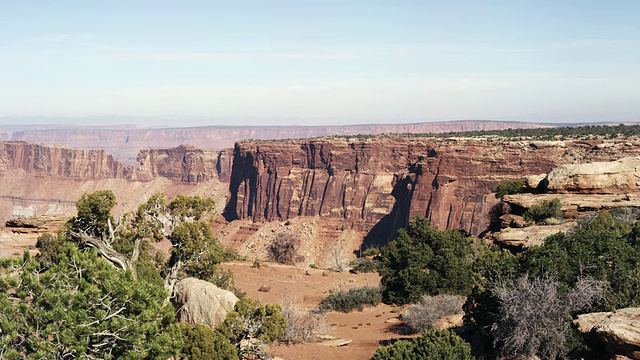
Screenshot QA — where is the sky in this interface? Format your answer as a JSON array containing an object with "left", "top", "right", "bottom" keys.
[{"left": 0, "top": 0, "right": 639, "bottom": 127}]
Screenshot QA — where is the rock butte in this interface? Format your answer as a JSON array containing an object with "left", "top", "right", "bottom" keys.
[
  {"left": 2, "top": 135, "right": 640, "bottom": 251},
  {"left": 224, "top": 136, "right": 640, "bottom": 242}
]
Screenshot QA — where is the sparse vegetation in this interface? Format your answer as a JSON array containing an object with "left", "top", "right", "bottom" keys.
[
  {"left": 319, "top": 286, "right": 382, "bottom": 313},
  {"left": 490, "top": 275, "right": 605, "bottom": 359},
  {"left": 523, "top": 198, "right": 563, "bottom": 223},
  {"left": 268, "top": 232, "right": 302, "bottom": 265},
  {"left": 402, "top": 294, "right": 466, "bottom": 334},
  {"left": 329, "top": 243, "right": 349, "bottom": 272},
  {"left": 495, "top": 180, "right": 523, "bottom": 198},
  {"left": 279, "top": 295, "right": 326, "bottom": 344},
  {"left": 349, "top": 257, "right": 379, "bottom": 273}
]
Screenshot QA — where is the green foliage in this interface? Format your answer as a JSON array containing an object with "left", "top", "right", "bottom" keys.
[
  {"left": 495, "top": 180, "right": 523, "bottom": 198},
  {"left": 349, "top": 258, "right": 379, "bottom": 273},
  {"left": 419, "top": 123, "right": 640, "bottom": 140},
  {"left": 69, "top": 190, "right": 117, "bottom": 237},
  {"left": 465, "top": 209, "right": 640, "bottom": 356},
  {"left": 175, "top": 323, "right": 238, "bottom": 360},
  {"left": 216, "top": 297, "right": 286, "bottom": 360},
  {"left": 523, "top": 198, "right": 563, "bottom": 223},
  {"left": 378, "top": 217, "right": 477, "bottom": 304},
  {"left": 0, "top": 242, "right": 179, "bottom": 359},
  {"left": 169, "top": 194, "right": 216, "bottom": 221},
  {"left": 361, "top": 247, "right": 380, "bottom": 257},
  {"left": 371, "top": 329, "right": 473, "bottom": 360},
  {"left": 35, "top": 232, "right": 65, "bottom": 266},
  {"left": 318, "top": 286, "right": 382, "bottom": 312}
]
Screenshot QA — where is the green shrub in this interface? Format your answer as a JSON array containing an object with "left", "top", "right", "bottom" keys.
[
  {"left": 216, "top": 297, "right": 287, "bottom": 359},
  {"left": 378, "top": 217, "right": 477, "bottom": 304},
  {"left": 371, "top": 329, "right": 473, "bottom": 360},
  {"left": 495, "top": 180, "right": 523, "bottom": 198},
  {"left": 361, "top": 247, "right": 380, "bottom": 257},
  {"left": 523, "top": 198, "right": 562, "bottom": 223},
  {"left": 319, "top": 286, "right": 382, "bottom": 312},
  {"left": 349, "top": 258, "right": 379, "bottom": 274},
  {"left": 176, "top": 323, "right": 238, "bottom": 360}
]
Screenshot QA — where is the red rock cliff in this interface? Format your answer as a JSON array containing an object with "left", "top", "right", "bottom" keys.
[
  {"left": 137, "top": 145, "right": 233, "bottom": 183},
  {"left": 224, "top": 136, "right": 640, "bottom": 240},
  {"left": 0, "top": 142, "right": 231, "bottom": 183},
  {"left": 0, "top": 141, "right": 133, "bottom": 179}
]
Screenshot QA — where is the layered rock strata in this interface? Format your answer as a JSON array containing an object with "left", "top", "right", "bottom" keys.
[
  {"left": 7, "top": 121, "right": 549, "bottom": 162},
  {"left": 137, "top": 145, "right": 232, "bottom": 183},
  {"left": 0, "top": 141, "right": 230, "bottom": 183},
  {"left": 225, "top": 137, "right": 640, "bottom": 239}
]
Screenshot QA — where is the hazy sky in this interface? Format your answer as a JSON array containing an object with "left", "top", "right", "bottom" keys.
[{"left": 1, "top": 1, "right": 639, "bottom": 127}]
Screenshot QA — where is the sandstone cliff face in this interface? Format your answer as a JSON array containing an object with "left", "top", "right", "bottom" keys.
[
  {"left": 8, "top": 121, "right": 548, "bottom": 163},
  {"left": 224, "top": 137, "right": 640, "bottom": 239},
  {"left": 0, "top": 141, "right": 133, "bottom": 179},
  {"left": 137, "top": 145, "right": 233, "bottom": 183},
  {"left": 0, "top": 141, "right": 231, "bottom": 184}
]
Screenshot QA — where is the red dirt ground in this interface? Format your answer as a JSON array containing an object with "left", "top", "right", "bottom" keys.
[{"left": 220, "top": 261, "right": 414, "bottom": 360}]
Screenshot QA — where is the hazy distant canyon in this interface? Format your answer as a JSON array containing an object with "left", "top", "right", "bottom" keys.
[{"left": 0, "top": 121, "right": 547, "bottom": 163}]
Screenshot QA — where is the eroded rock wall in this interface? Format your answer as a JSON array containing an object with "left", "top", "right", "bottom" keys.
[
  {"left": 137, "top": 145, "right": 233, "bottom": 183},
  {"left": 225, "top": 137, "right": 640, "bottom": 239},
  {"left": 0, "top": 141, "right": 133, "bottom": 179}
]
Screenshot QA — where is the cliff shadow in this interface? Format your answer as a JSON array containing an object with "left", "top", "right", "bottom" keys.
[{"left": 360, "top": 170, "right": 416, "bottom": 251}]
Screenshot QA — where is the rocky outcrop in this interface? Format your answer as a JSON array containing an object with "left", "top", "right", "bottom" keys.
[
  {"left": 225, "top": 137, "right": 627, "bottom": 239},
  {"left": 503, "top": 193, "right": 640, "bottom": 216},
  {"left": 0, "top": 141, "right": 231, "bottom": 184},
  {"left": 494, "top": 222, "right": 578, "bottom": 249},
  {"left": 0, "top": 141, "right": 134, "bottom": 179},
  {"left": 574, "top": 308, "right": 640, "bottom": 359},
  {"left": 137, "top": 145, "right": 232, "bottom": 183},
  {"left": 172, "top": 278, "right": 239, "bottom": 328},
  {"left": 545, "top": 157, "right": 640, "bottom": 194},
  {"left": 4, "top": 215, "right": 68, "bottom": 234}
]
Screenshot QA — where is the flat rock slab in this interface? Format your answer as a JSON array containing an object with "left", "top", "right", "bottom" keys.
[
  {"left": 574, "top": 308, "right": 640, "bottom": 359},
  {"left": 318, "top": 338, "right": 352, "bottom": 347},
  {"left": 495, "top": 222, "right": 577, "bottom": 248}
]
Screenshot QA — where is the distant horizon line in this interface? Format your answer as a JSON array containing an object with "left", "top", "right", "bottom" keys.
[{"left": 0, "top": 118, "right": 637, "bottom": 130}]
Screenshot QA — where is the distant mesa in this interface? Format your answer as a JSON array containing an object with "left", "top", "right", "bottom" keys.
[{"left": 0, "top": 120, "right": 549, "bottom": 164}]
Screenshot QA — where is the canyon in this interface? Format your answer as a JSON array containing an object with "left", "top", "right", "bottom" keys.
[
  {"left": 0, "top": 120, "right": 548, "bottom": 164},
  {"left": 2, "top": 129, "right": 640, "bottom": 264}
]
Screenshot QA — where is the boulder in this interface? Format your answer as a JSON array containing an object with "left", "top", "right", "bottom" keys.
[
  {"left": 523, "top": 174, "right": 547, "bottom": 190},
  {"left": 499, "top": 214, "right": 528, "bottom": 228},
  {"left": 573, "top": 308, "right": 640, "bottom": 359},
  {"left": 173, "top": 277, "right": 238, "bottom": 328},
  {"left": 545, "top": 157, "right": 640, "bottom": 194}
]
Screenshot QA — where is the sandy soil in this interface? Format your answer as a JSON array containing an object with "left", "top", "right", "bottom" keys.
[{"left": 221, "top": 261, "right": 414, "bottom": 360}]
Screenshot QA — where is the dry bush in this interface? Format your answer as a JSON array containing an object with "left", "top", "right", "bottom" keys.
[
  {"left": 329, "top": 244, "right": 349, "bottom": 272},
  {"left": 402, "top": 294, "right": 466, "bottom": 334},
  {"left": 279, "top": 295, "right": 326, "bottom": 344},
  {"left": 490, "top": 274, "right": 605, "bottom": 359},
  {"left": 269, "top": 232, "right": 301, "bottom": 265}
]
